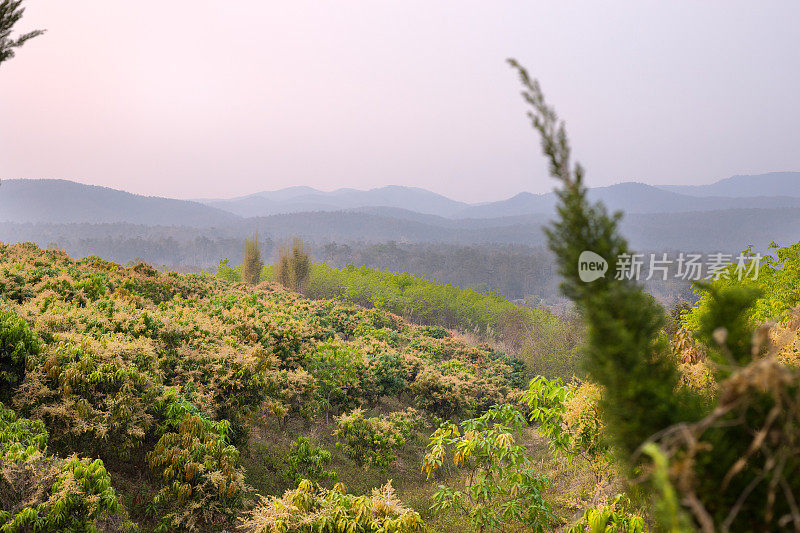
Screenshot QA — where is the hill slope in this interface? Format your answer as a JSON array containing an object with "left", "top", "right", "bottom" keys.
[
  {"left": 0, "top": 242, "right": 531, "bottom": 531},
  {"left": 0, "top": 179, "right": 240, "bottom": 226}
]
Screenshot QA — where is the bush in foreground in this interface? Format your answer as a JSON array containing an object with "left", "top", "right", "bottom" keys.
[{"left": 240, "top": 479, "right": 424, "bottom": 533}]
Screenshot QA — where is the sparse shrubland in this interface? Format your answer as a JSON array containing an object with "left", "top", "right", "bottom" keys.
[{"left": 0, "top": 242, "right": 533, "bottom": 531}]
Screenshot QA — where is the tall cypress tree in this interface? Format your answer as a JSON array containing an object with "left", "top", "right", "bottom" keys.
[
  {"left": 510, "top": 58, "right": 800, "bottom": 531},
  {"left": 0, "top": 0, "right": 44, "bottom": 66}
]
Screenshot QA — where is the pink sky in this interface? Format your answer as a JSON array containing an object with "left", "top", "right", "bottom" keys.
[{"left": 1, "top": 1, "right": 798, "bottom": 202}]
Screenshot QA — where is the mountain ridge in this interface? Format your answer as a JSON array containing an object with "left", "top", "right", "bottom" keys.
[
  {"left": 200, "top": 184, "right": 469, "bottom": 218},
  {"left": 657, "top": 171, "right": 800, "bottom": 198},
  {"left": 0, "top": 178, "right": 240, "bottom": 227},
  {"left": 3, "top": 172, "right": 799, "bottom": 227}
]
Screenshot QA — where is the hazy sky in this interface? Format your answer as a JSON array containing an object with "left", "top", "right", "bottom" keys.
[{"left": 1, "top": 1, "right": 798, "bottom": 203}]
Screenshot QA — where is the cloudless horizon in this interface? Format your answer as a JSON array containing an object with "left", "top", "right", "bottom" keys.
[{"left": 1, "top": 1, "right": 798, "bottom": 203}]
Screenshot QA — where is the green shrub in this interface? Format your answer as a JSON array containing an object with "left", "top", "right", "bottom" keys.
[
  {"left": 333, "top": 408, "right": 404, "bottom": 471},
  {"left": 1, "top": 406, "right": 119, "bottom": 533},
  {"left": 306, "top": 340, "right": 366, "bottom": 417},
  {"left": 420, "top": 325, "right": 448, "bottom": 339},
  {"left": 0, "top": 403, "right": 47, "bottom": 463},
  {"left": 284, "top": 436, "right": 336, "bottom": 484},
  {"left": 369, "top": 352, "right": 407, "bottom": 399},
  {"left": 215, "top": 259, "right": 240, "bottom": 283},
  {"left": 15, "top": 340, "right": 159, "bottom": 461},
  {"left": 409, "top": 369, "right": 465, "bottom": 418},
  {"left": 75, "top": 274, "right": 107, "bottom": 302},
  {"left": 0, "top": 455, "right": 119, "bottom": 533},
  {"left": 566, "top": 495, "right": 647, "bottom": 533},
  {"left": 683, "top": 241, "right": 800, "bottom": 330},
  {"left": 525, "top": 376, "right": 606, "bottom": 462},
  {"left": 0, "top": 309, "right": 40, "bottom": 399},
  {"left": 148, "top": 392, "right": 247, "bottom": 532},
  {"left": 386, "top": 407, "right": 427, "bottom": 441},
  {"left": 424, "top": 404, "right": 555, "bottom": 532},
  {"left": 240, "top": 479, "right": 424, "bottom": 533}
]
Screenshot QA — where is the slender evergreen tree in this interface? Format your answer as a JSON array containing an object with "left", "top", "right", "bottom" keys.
[
  {"left": 0, "top": 0, "right": 44, "bottom": 66},
  {"left": 510, "top": 58, "right": 800, "bottom": 530}
]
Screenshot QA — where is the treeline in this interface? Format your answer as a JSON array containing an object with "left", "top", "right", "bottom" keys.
[
  {"left": 0, "top": 221, "right": 559, "bottom": 300},
  {"left": 0, "top": 221, "right": 695, "bottom": 305},
  {"left": 0, "top": 222, "right": 276, "bottom": 270}
]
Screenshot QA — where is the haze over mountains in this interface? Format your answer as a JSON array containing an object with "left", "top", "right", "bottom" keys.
[
  {"left": 192, "top": 171, "right": 800, "bottom": 219},
  {"left": 1, "top": 172, "right": 799, "bottom": 263},
  {"left": 3, "top": 172, "right": 799, "bottom": 224}
]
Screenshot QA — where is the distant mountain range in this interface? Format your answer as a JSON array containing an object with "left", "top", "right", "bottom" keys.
[
  {"left": 1, "top": 172, "right": 799, "bottom": 255},
  {"left": 4, "top": 172, "right": 799, "bottom": 225},
  {"left": 0, "top": 179, "right": 238, "bottom": 227},
  {"left": 455, "top": 181, "right": 800, "bottom": 219},
  {"left": 194, "top": 171, "right": 800, "bottom": 219},
  {"left": 199, "top": 185, "right": 469, "bottom": 218}
]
